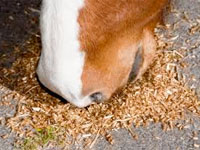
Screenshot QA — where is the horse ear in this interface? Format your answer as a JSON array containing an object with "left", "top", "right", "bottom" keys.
[{"left": 128, "top": 43, "right": 144, "bottom": 82}]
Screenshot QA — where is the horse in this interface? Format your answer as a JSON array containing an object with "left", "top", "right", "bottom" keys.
[{"left": 37, "top": 0, "right": 168, "bottom": 107}]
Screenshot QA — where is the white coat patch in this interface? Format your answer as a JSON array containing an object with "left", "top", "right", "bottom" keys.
[{"left": 37, "top": 0, "right": 92, "bottom": 107}]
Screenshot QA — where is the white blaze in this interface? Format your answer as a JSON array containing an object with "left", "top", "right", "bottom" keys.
[{"left": 37, "top": 0, "right": 92, "bottom": 107}]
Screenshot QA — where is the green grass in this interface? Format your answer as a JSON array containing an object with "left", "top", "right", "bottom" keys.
[{"left": 17, "top": 126, "right": 58, "bottom": 150}]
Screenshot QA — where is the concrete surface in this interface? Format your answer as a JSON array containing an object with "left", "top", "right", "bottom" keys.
[
  {"left": 0, "top": 0, "right": 200, "bottom": 150},
  {"left": 94, "top": 121, "right": 200, "bottom": 150}
]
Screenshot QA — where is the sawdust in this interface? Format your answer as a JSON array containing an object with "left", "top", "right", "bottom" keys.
[{"left": 0, "top": 24, "right": 200, "bottom": 148}]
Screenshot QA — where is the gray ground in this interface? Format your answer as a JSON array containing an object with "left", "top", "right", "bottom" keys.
[{"left": 0, "top": 0, "right": 200, "bottom": 149}]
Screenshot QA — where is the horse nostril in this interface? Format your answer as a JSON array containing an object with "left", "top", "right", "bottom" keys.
[{"left": 90, "top": 92, "right": 104, "bottom": 103}]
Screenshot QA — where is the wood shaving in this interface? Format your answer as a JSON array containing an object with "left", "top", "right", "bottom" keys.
[{"left": 0, "top": 25, "right": 200, "bottom": 146}]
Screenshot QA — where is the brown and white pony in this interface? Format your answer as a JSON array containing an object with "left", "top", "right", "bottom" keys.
[{"left": 37, "top": 0, "right": 168, "bottom": 107}]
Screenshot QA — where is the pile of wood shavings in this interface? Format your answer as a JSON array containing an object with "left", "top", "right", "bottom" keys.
[{"left": 0, "top": 25, "right": 200, "bottom": 144}]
